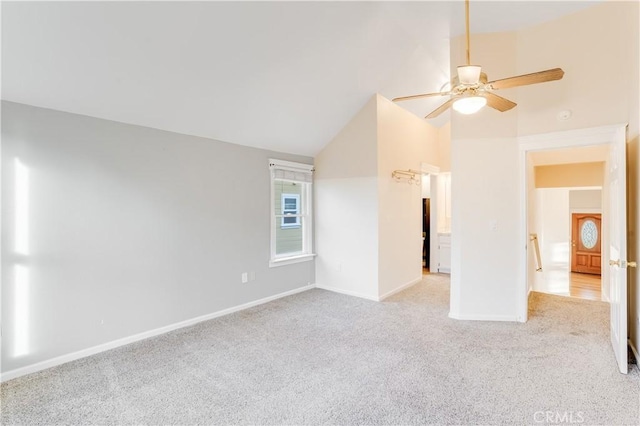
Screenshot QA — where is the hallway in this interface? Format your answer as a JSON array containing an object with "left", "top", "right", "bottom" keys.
[{"left": 536, "top": 270, "right": 601, "bottom": 301}]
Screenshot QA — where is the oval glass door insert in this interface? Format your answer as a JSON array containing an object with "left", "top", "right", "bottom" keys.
[{"left": 580, "top": 220, "right": 598, "bottom": 249}]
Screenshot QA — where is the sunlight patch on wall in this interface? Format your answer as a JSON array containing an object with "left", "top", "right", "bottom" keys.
[{"left": 14, "top": 265, "right": 30, "bottom": 357}]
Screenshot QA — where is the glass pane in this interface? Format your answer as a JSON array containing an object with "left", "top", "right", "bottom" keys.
[
  {"left": 274, "top": 180, "right": 302, "bottom": 215},
  {"left": 581, "top": 220, "right": 598, "bottom": 249},
  {"left": 276, "top": 217, "right": 303, "bottom": 255},
  {"left": 284, "top": 198, "right": 297, "bottom": 211}
]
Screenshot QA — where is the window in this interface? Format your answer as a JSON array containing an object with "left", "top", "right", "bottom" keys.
[
  {"left": 269, "top": 159, "right": 314, "bottom": 267},
  {"left": 281, "top": 194, "right": 300, "bottom": 228}
]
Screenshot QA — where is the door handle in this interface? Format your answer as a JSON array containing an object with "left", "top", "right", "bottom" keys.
[{"left": 610, "top": 260, "right": 637, "bottom": 268}]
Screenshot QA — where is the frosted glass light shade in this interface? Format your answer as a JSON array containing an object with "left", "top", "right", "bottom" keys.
[
  {"left": 452, "top": 96, "right": 487, "bottom": 114},
  {"left": 457, "top": 65, "right": 482, "bottom": 85}
]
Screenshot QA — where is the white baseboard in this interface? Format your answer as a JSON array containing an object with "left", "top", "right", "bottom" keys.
[
  {"left": 1, "top": 284, "right": 315, "bottom": 383},
  {"left": 378, "top": 276, "right": 422, "bottom": 301},
  {"left": 314, "top": 284, "right": 379, "bottom": 302},
  {"left": 448, "top": 312, "right": 518, "bottom": 322}
]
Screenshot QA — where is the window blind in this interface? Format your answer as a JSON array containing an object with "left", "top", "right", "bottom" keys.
[{"left": 269, "top": 159, "right": 314, "bottom": 183}]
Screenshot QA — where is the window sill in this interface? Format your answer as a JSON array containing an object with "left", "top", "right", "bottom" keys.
[{"left": 269, "top": 253, "right": 316, "bottom": 268}]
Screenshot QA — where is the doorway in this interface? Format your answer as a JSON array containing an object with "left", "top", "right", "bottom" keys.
[
  {"left": 420, "top": 163, "right": 441, "bottom": 276},
  {"left": 518, "top": 124, "right": 629, "bottom": 374},
  {"left": 532, "top": 187, "right": 603, "bottom": 301},
  {"left": 422, "top": 198, "right": 431, "bottom": 272}
]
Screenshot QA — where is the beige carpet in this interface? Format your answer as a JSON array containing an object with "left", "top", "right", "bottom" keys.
[{"left": 2, "top": 274, "right": 639, "bottom": 425}]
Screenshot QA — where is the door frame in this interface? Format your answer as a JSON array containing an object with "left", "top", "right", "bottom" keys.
[
  {"left": 421, "top": 162, "right": 440, "bottom": 274},
  {"left": 517, "top": 124, "right": 627, "bottom": 322}
]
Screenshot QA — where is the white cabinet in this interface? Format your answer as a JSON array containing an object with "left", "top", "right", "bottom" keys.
[{"left": 437, "top": 233, "right": 451, "bottom": 273}]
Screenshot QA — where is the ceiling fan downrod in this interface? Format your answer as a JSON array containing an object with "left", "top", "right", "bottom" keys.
[{"left": 465, "top": 0, "right": 471, "bottom": 66}]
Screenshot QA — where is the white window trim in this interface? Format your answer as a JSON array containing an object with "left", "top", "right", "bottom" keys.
[
  {"left": 269, "top": 159, "right": 314, "bottom": 267},
  {"left": 281, "top": 193, "right": 301, "bottom": 228}
]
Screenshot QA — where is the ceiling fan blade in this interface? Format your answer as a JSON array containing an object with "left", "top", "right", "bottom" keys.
[
  {"left": 484, "top": 92, "right": 517, "bottom": 112},
  {"left": 392, "top": 91, "right": 449, "bottom": 102},
  {"left": 425, "top": 98, "right": 456, "bottom": 119},
  {"left": 487, "top": 68, "right": 564, "bottom": 90}
]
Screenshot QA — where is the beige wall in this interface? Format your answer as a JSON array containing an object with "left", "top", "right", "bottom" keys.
[
  {"left": 534, "top": 162, "right": 605, "bottom": 188},
  {"left": 517, "top": 2, "right": 639, "bottom": 136},
  {"left": 450, "top": 1, "right": 639, "bottom": 325},
  {"left": 438, "top": 121, "right": 451, "bottom": 172},
  {"left": 376, "top": 95, "right": 439, "bottom": 298}
]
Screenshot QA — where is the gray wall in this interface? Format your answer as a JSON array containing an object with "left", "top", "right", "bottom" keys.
[{"left": 1, "top": 101, "right": 314, "bottom": 373}]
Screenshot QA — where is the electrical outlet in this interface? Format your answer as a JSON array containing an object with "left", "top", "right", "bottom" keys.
[
  {"left": 241, "top": 272, "right": 248, "bottom": 283},
  {"left": 249, "top": 272, "right": 256, "bottom": 281}
]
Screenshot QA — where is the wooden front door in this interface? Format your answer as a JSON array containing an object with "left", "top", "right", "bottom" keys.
[{"left": 571, "top": 213, "right": 602, "bottom": 275}]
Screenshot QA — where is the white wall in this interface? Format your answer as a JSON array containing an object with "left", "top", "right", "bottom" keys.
[
  {"left": 314, "top": 96, "right": 379, "bottom": 300},
  {"left": 450, "top": 137, "right": 520, "bottom": 321},
  {"left": 436, "top": 173, "right": 451, "bottom": 233},
  {"left": 1, "top": 101, "right": 314, "bottom": 375},
  {"left": 534, "top": 189, "right": 571, "bottom": 294},
  {"left": 421, "top": 175, "right": 431, "bottom": 198},
  {"left": 526, "top": 155, "right": 538, "bottom": 293},
  {"left": 532, "top": 187, "right": 602, "bottom": 296}
]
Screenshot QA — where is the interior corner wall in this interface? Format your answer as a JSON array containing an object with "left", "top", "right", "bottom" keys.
[
  {"left": 1, "top": 101, "right": 314, "bottom": 375},
  {"left": 314, "top": 95, "right": 379, "bottom": 300},
  {"left": 376, "top": 95, "right": 439, "bottom": 299}
]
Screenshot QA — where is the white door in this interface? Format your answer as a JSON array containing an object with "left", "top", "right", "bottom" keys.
[{"left": 608, "top": 129, "right": 628, "bottom": 374}]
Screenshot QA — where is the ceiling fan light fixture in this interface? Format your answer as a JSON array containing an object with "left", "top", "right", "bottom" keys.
[
  {"left": 457, "top": 65, "right": 482, "bottom": 85},
  {"left": 452, "top": 96, "right": 487, "bottom": 114}
]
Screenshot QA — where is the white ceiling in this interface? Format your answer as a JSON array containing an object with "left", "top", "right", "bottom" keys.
[{"left": 1, "top": 1, "right": 601, "bottom": 157}]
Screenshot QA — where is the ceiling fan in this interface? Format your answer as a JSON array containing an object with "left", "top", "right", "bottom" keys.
[{"left": 393, "top": 0, "right": 565, "bottom": 119}]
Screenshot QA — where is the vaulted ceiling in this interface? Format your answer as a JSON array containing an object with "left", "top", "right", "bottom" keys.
[{"left": 2, "top": 1, "right": 600, "bottom": 156}]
